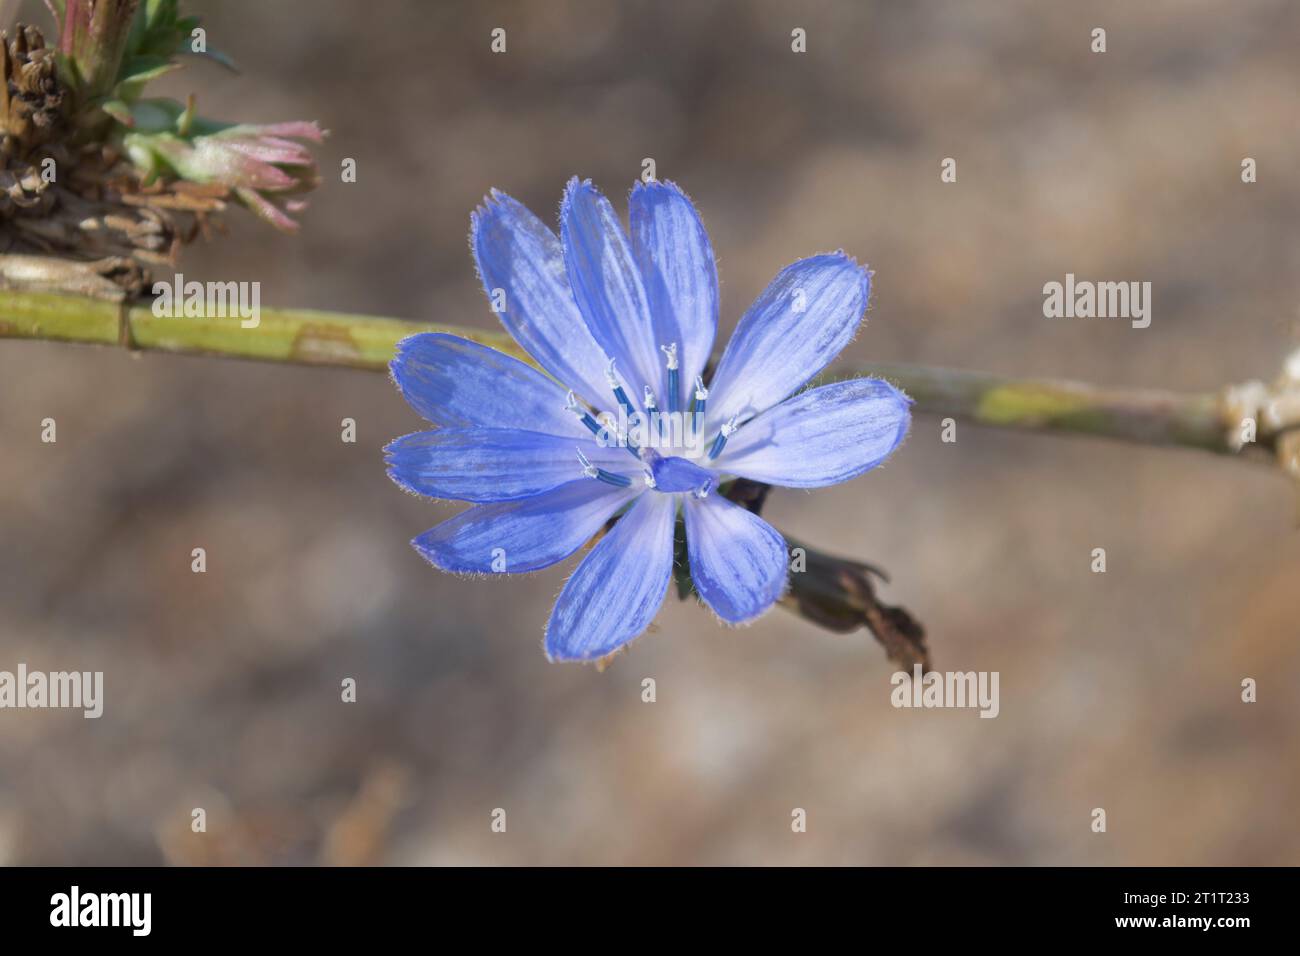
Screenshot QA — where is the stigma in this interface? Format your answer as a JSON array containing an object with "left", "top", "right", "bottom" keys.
[
  {"left": 605, "top": 357, "right": 637, "bottom": 420},
  {"left": 707, "top": 415, "right": 739, "bottom": 460},
  {"left": 565, "top": 390, "right": 604, "bottom": 438},
  {"left": 576, "top": 449, "right": 631, "bottom": 487},
  {"left": 661, "top": 342, "right": 680, "bottom": 414},
  {"left": 692, "top": 376, "right": 708, "bottom": 438}
]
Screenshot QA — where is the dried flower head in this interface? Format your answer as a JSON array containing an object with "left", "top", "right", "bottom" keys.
[{"left": 0, "top": 2, "right": 324, "bottom": 293}]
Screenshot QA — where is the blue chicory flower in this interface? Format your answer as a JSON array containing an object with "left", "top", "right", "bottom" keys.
[{"left": 386, "top": 178, "right": 911, "bottom": 661}]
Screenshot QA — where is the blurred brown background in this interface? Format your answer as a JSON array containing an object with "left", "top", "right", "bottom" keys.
[{"left": 2, "top": 0, "right": 1298, "bottom": 865}]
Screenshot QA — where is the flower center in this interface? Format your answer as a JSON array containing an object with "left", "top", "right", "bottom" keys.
[{"left": 567, "top": 345, "right": 740, "bottom": 493}]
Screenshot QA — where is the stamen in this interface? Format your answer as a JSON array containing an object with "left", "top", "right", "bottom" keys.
[
  {"left": 707, "top": 415, "right": 739, "bottom": 461},
  {"left": 692, "top": 376, "right": 708, "bottom": 439},
  {"left": 642, "top": 469, "right": 657, "bottom": 489},
  {"left": 576, "top": 449, "right": 631, "bottom": 487},
  {"left": 661, "top": 343, "right": 680, "bottom": 414},
  {"left": 643, "top": 385, "right": 663, "bottom": 442},
  {"left": 693, "top": 480, "right": 711, "bottom": 499},
  {"left": 606, "top": 357, "right": 637, "bottom": 421},
  {"left": 565, "top": 390, "right": 605, "bottom": 439}
]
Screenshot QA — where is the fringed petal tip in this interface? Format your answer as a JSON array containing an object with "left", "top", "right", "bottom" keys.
[
  {"left": 693, "top": 574, "right": 791, "bottom": 629},
  {"left": 409, "top": 536, "right": 505, "bottom": 582},
  {"left": 543, "top": 635, "right": 640, "bottom": 665},
  {"left": 562, "top": 175, "right": 595, "bottom": 194},
  {"left": 472, "top": 186, "right": 513, "bottom": 221},
  {"left": 629, "top": 176, "right": 684, "bottom": 196}
]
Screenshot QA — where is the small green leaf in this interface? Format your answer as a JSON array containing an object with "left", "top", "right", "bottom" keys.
[
  {"left": 117, "top": 54, "right": 179, "bottom": 85},
  {"left": 184, "top": 44, "right": 239, "bottom": 73},
  {"left": 99, "top": 98, "right": 135, "bottom": 126},
  {"left": 176, "top": 93, "right": 196, "bottom": 136}
]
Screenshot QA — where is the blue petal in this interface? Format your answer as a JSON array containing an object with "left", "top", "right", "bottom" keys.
[
  {"left": 391, "top": 333, "right": 584, "bottom": 435},
  {"left": 560, "top": 178, "right": 661, "bottom": 406},
  {"left": 629, "top": 180, "right": 718, "bottom": 405},
  {"left": 472, "top": 190, "right": 612, "bottom": 408},
  {"left": 704, "top": 253, "right": 870, "bottom": 432},
  {"left": 716, "top": 378, "right": 911, "bottom": 488},
  {"left": 386, "top": 427, "right": 632, "bottom": 503},
  {"left": 684, "top": 494, "right": 788, "bottom": 624},
  {"left": 645, "top": 451, "right": 716, "bottom": 495},
  {"left": 545, "top": 491, "right": 676, "bottom": 661},
  {"left": 412, "top": 479, "right": 638, "bottom": 574}
]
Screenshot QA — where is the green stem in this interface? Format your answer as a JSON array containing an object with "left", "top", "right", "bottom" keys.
[
  {"left": 0, "top": 288, "right": 1243, "bottom": 456},
  {"left": 829, "top": 362, "right": 1233, "bottom": 455}
]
